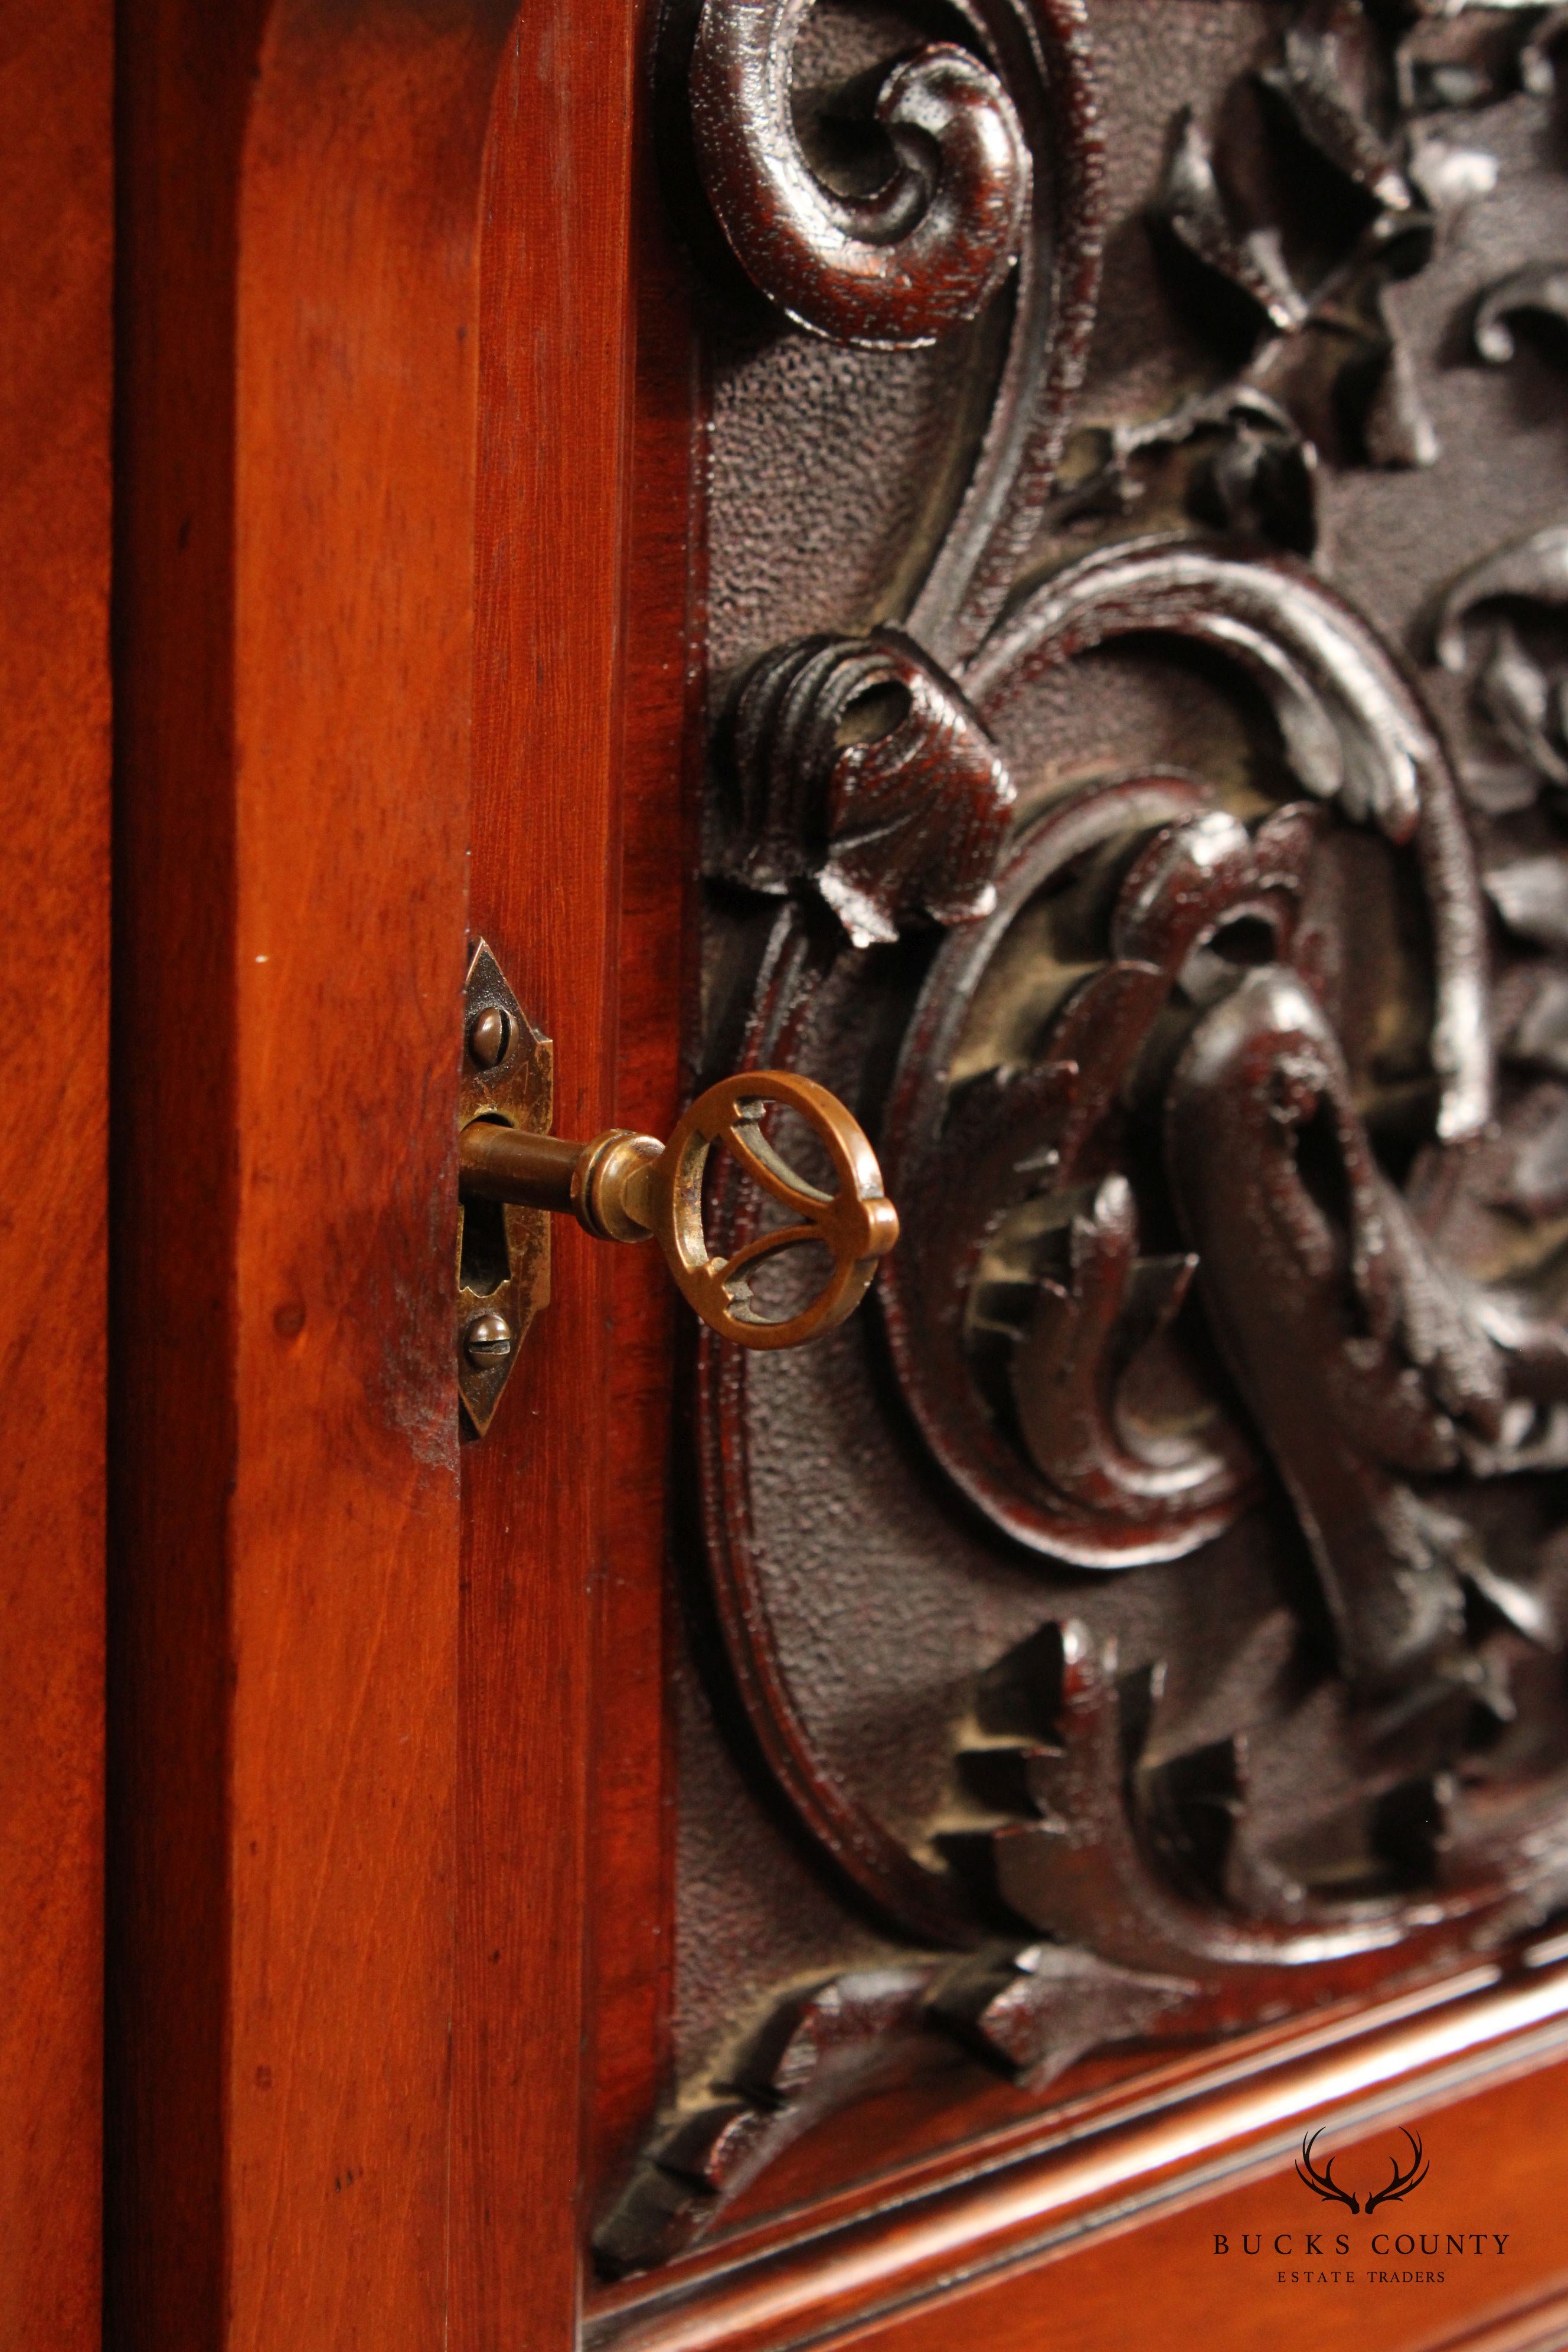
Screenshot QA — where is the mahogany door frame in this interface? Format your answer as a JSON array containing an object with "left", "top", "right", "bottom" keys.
[
  {"left": 107, "top": 3, "right": 639, "bottom": 2343},
  {"left": 0, "top": 2, "right": 112, "bottom": 2340}
]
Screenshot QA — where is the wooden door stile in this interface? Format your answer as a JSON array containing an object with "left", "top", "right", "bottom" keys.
[
  {"left": 0, "top": 2, "right": 112, "bottom": 2340},
  {"left": 110, "top": 5, "right": 519, "bottom": 2345},
  {"left": 456, "top": 11, "right": 642, "bottom": 2347},
  {"left": 584, "top": 8, "right": 704, "bottom": 2209}
]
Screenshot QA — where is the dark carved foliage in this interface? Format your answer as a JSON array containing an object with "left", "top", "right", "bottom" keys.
[
  {"left": 596, "top": 1968, "right": 938, "bottom": 2276},
  {"left": 718, "top": 631, "right": 1015, "bottom": 945},
  {"left": 603, "top": 0, "right": 1568, "bottom": 2277},
  {"left": 1165, "top": 966, "right": 1547, "bottom": 1713},
  {"left": 966, "top": 541, "right": 1494, "bottom": 1141},
  {"left": 1139, "top": 0, "right": 1568, "bottom": 543},
  {"left": 1152, "top": 13, "right": 1444, "bottom": 491},
  {"left": 1475, "top": 260, "right": 1568, "bottom": 365},
  {"left": 1438, "top": 527, "right": 1568, "bottom": 809},
  {"left": 596, "top": 1939, "right": 1188, "bottom": 2275}
]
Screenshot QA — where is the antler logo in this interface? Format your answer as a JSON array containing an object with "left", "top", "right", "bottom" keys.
[
  {"left": 1297, "top": 2126, "right": 1429, "bottom": 2214},
  {"left": 1366, "top": 2131, "right": 1430, "bottom": 2214},
  {"left": 1296, "top": 2128, "right": 1359, "bottom": 2212}
]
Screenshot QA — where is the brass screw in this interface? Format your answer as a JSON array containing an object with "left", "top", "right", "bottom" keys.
[
  {"left": 463, "top": 1310, "right": 514, "bottom": 1367},
  {"left": 468, "top": 1007, "right": 509, "bottom": 1068}
]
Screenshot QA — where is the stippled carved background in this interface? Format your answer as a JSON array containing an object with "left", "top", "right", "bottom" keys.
[{"left": 597, "top": 0, "right": 1568, "bottom": 2274}]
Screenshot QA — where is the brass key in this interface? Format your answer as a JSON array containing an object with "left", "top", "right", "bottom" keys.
[{"left": 456, "top": 940, "right": 898, "bottom": 1431}]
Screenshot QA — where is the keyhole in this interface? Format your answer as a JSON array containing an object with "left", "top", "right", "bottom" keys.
[{"left": 459, "top": 1119, "right": 512, "bottom": 1297}]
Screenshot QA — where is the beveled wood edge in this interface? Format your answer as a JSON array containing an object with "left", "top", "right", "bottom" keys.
[
  {"left": 597, "top": 1954, "right": 1507, "bottom": 2284},
  {"left": 1438, "top": 2295, "right": 1568, "bottom": 2352},
  {"left": 1430, "top": 2282, "right": 1568, "bottom": 2352},
  {"left": 587, "top": 1945, "right": 1568, "bottom": 2352}
]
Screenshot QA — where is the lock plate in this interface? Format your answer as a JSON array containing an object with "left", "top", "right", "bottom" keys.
[{"left": 457, "top": 939, "right": 553, "bottom": 1434}]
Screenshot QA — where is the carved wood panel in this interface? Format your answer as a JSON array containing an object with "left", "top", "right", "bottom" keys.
[{"left": 597, "top": 0, "right": 1568, "bottom": 2278}]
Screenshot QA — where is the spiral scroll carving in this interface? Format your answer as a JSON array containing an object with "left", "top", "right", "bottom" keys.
[
  {"left": 688, "top": 6, "right": 1030, "bottom": 351},
  {"left": 671, "top": 0, "right": 1104, "bottom": 662}
]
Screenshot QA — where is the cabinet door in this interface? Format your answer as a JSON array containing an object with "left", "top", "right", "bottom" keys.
[{"left": 107, "top": 5, "right": 1568, "bottom": 2351}]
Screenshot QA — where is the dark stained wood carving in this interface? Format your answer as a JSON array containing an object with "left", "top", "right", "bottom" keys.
[
  {"left": 719, "top": 630, "right": 1015, "bottom": 942},
  {"left": 689, "top": 4, "right": 1031, "bottom": 348},
  {"left": 659, "top": 0, "right": 1103, "bottom": 659},
  {"left": 599, "top": 0, "right": 1568, "bottom": 2276}
]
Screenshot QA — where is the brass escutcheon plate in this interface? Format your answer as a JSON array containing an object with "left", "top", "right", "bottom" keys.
[{"left": 456, "top": 939, "right": 553, "bottom": 1435}]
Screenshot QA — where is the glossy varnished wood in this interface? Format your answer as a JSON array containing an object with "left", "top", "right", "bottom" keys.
[
  {"left": 588, "top": 1958, "right": 1568, "bottom": 2352},
  {"left": 0, "top": 2, "right": 111, "bottom": 2340},
  {"left": 588, "top": 61, "right": 704, "bottom": 2197},
  {"left": 110, "top": 5, "right": 516, "bottom": 2343},
  {"left": 455, "top": 14, "right": 639, "bottom": 2346},
  {"left": 832, "top": 2052, "right": 1568, "bottom": 2352},
  {"left": 97, "top": 5, "right": 1568, "bottom": 2348},
  {"left": 589, "top": 0, "right": 1568, "bottom": 2301}
]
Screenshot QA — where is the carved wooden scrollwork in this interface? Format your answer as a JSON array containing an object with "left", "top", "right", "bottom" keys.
[
  {"left": 688, "top": 6, "right": 1031, "bottom": 349},
  {"left": 600, "top": 0, "right": 1568, "bottom": 2278},
  {"left": 662, "top": 0, "right": 1103, "bottom": 658},
  {"left": 717, "top": 628, "right": 1015, "bottom": 942}
]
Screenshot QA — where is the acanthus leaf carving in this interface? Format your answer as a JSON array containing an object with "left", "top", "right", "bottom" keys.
[
  {"left": 1151, "top": 22, "right": 1442, "bottom": 482},
  {"left": 593, "top": 1966, "right": 940, "bottom": 2278},
  {"left": 1006, "top": 1171, "right": 1207, "bottom": 1525},
  {"left": 1053, "top": 387, "right": 1319, "bottom": 554},
  {"left": 1474, "top": 260, "right": 1568, "bottom": 365},
  {"left": 928, "top": 1938, "right": 1193, "bottom": 2086},
  {"left": 1164, "top": 962, "right": 1542, "bottom": 1713},
  {"left": 1257, "top": 17, "right": 1413, "bottom": 217},
  {"left": 1158, "top": 106, "right": 1308, "bottom": 338},
  {"left": 718, "top": 629, "right": 1015, "bottom": 945},
  {"left": 1436, "top": 525, "right": 1568, "bottom": 805},
  {"left": 593, "top": 1939, "right": 1191, "bottom": 2275},
  {"left": 966, "top": 542, "right": 1494, "bottom": 1141}
]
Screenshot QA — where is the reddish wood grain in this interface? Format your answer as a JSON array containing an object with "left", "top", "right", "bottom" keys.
[
  {"left": 586, "top": 30, "right": 704, "bottom": 2201},
  {"left": 110, "top": 4, "right": 515, "bottom": 2344},
  {"left": 834, "top": 2053, "right": 1568, "bottom": 2352},
  {"left": 586, "top": 1959, "right": 1568, "bottom": 2352},
  {"left": 1430, "top": 2288, "right": 1568, "bottom": 2352},
  {"left": 454, "top": 12, "right": 640, "bottom": 2347},
  {"left": 0, "top": 3, "right": 111, "bottom": 2342}
]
